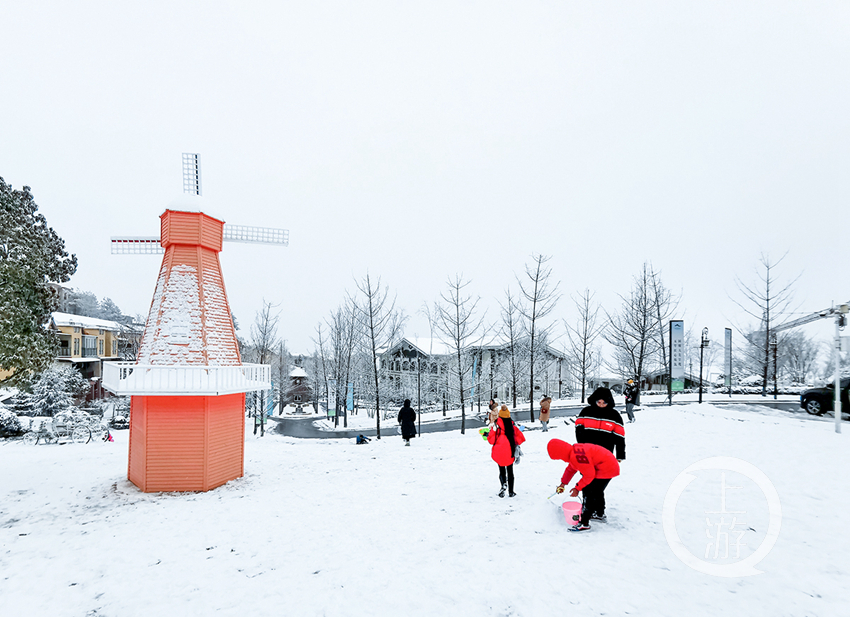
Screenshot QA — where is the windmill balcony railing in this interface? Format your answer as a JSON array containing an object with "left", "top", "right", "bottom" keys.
[{"left": 102, "top": 362, "right": 272, "bottom": 396}]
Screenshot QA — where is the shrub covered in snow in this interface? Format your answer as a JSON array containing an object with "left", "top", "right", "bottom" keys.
[
  {"left": 0, "top": 406, "right": 23, "bottom": 437},
  {"left": 29, "top": 365, "right": 89, "bottom": 416}
]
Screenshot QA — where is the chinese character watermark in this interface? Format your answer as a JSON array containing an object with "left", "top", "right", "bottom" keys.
[{"left": 662, "top": 457, "right": 782, "bottom": 577}]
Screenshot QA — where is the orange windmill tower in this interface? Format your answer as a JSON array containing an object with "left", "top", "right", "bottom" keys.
[{"left": 104, "top": 154, "right": 288, "bottom": 492}]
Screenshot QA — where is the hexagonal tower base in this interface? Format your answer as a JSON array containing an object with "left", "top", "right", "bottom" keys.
[{"left": 128, "top": 393, "right": 245, "bottom": 493}]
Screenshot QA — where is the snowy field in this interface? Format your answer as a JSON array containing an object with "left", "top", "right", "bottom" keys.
[{"left": 1, "top": 403, "right": 848, "bottom": 617}]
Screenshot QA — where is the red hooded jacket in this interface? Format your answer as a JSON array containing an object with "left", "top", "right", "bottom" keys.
[
  {"left": 547, "top": 439, "right": 620, "bottom": 492},
  {"left": 487, "top": 417, "right": 526, "bottom": 466}
]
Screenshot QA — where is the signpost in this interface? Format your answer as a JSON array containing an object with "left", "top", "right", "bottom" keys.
[
  {"left": 670, "top": 320, "right": 685, "bottom": 399},
  {"left": 327, "top": 379, "right": 337, "bottom": 424},
  {"left": 725, "top": 328, "right": 732, "bottom": 397}
]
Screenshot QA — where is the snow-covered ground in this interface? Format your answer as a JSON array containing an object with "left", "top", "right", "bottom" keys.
[{"left": 1, "top": 403, "right": 847, "bottom": 616}]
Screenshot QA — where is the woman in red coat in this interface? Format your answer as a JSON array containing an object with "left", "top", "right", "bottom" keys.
[
  {"left": 487, "top": 405, "right": 526, "bottom": 498},
  {"left": 547, "top": 438, "right": 620, "bottom": 532}
]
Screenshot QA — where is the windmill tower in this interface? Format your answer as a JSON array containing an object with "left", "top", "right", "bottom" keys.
[{"left": 103, "top": 154, "right": 288, "bottom": 492}]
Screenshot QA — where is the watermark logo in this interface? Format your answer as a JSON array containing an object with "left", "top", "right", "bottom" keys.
[{"left": 662, "top": 457, "right": 782, "bottom": 577}]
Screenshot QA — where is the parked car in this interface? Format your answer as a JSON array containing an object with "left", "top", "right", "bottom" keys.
[{"left": 800, "top": 378, "right": 850, "bottom": 415}]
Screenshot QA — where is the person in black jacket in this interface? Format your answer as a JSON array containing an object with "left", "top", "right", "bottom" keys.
[
  {"left": 574, "top": 387, "right": 626, "bottom": 461},
  {"left": 623, "top": 379, "right": 639, "bottom": 423},
  {"left": 398, "top": 399, "right": 417, "bottom": 446}
]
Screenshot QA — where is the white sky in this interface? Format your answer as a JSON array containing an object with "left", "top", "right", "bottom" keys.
[{"left": 1, "top": 1, "right": 847, "bottom": 353}]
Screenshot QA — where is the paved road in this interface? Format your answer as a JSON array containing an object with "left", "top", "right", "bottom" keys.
[
  {"left": 270, "top": 398, "right": 812, "bottom": 439},
  {"left": 270, "top": 405, "right": 590, "bottom": 439},
  {"left": 269, "top": 414, "right": 490, "bottom": 439}
]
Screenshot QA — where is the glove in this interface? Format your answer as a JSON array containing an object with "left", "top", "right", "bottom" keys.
[
  {"left": 555, "top": 484, "right": 565, "bottom": 494},
  {"left": 569, "top": 487, "right": 580, "bottom": 498}
]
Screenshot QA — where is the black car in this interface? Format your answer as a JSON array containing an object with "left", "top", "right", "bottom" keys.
[{"left": 800, "top": 378, "right": 850, "bottom": 415}]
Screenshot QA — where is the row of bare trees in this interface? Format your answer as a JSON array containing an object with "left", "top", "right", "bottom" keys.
[{"left": 239, "top": 251, "right": 828, "bottom": 438}]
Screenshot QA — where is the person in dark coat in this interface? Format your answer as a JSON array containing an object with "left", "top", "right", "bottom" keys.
[
  {"left": 574, "top": 387, "right": 626, "bottom": 461},
  {"left": 398, "top": 399, "right": 417, "bottom": 446},
  {"left": 623, "top": 379, "right": 639, "bottom": 423}
]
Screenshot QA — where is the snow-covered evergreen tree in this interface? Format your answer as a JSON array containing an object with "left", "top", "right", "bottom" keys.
[
  {"left": 30, "top": 365, "right": 88, "bottom": 416},
  {"left": 0, "top": 178, "right": 77, "bottom": 388},
  {"left": 0, "top": 406, "right": 23, "bottom": 436},
  {"left": 98, "top": 297, "right": 124, "bottom": 321},
  {"left": 69, "top": 290, "right": 99, "bottom": 316}
]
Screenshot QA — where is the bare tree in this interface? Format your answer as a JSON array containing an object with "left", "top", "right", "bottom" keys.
[
  {"left": 327, "top": 299, "right": 359, "bottom": 428},
  {"left": 516, "top": 254, "right": 560, "bottom": 422},
  {"left": 731, "top": 252, "right": 800, "bottom": 395},
  {"left": 565, "top": 289, "right": 606, "bottom": 403},
  {"left": 418, "top": 303, "right": 444, "bottom": 415},
  {"left": 353, "top": 273, "right": 403, "bottom": 439},
  {"left": 313, "top": 323, "right": 330, "bottom": 417},
  {"left": 604, "top": 263, "right": 661, "bottom": 383},
  {"left": 248, "top": 300, "right": 280, "bottom": 435},
  {"left": 780, "top": 330, "right": 821, "bottom": 385},
  {"left": 276, "top": 339, "right": 292, "bottom": 413},
  {"left": 499, "top": 288, "right": 526, "bottom": 409},
  {"left": 434, "top": 274, "right": 487, "bottom": 434},
  {"left": 647, "top": 264, "right": 680, "bottom": 400}
]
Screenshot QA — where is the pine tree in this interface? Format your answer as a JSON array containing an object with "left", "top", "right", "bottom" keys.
[{"left": 0, "top": 178, "right": 77, "bottom": 388}]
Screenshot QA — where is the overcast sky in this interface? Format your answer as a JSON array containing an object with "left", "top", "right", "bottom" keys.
[{"left": 1, "top": 1, "right": 847, "bottom": 355}]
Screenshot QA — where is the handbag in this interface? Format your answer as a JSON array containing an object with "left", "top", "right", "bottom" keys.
[{"left": 513, "top": 444, "right": 523, "bottom": 465}]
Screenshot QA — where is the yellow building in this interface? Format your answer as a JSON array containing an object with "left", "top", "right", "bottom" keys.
[{"left": 49, "top": 312, "right": 124, "bottom": 380}]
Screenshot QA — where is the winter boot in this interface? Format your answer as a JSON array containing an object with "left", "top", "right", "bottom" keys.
[
  {"left": 509, "top": 491, "right": 517, "bottom": 498},
  {"left": 568, "top": 523, "right": 591, "bottom": 532},
  {"left": 590, "top": 513, "right": 607, "bottom": 522},
  {"left": 498, "top": 484, "right": 507, "bottom": 498}
]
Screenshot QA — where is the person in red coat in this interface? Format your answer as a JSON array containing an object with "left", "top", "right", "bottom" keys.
[
  {"left": 547, "top": 438, "right": 620, "bottom": 532},
  {"left": 487, "top": 405, "right": 526, "bottom": 498}
]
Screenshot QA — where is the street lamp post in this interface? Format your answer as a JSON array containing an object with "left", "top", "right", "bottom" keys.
[
  {"left": 699, "top": 328, "right": 710, "bottom": 404},
  {"left": 771, "top": 333, "right": 778, "bottom": 400}
]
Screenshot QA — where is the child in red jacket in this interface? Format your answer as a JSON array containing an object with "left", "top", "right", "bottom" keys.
[
  {"left": 547, "top": 439, "right": 620, "bottom": 532},
  {"left": 488, "top": 405, "right": 526, "bottom": 498}
]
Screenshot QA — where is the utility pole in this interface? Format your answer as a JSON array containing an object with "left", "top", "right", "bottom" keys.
[
  {"left": 699, "top": 328, "right": 709, "bottom": 404},
  {"left": 768, "top": 301, "right": 849, "bottom": 433},
  {"left": 835, "top": 305, "right": 849, "bottom": 434},
  {"left": 417, "top": 356, "right": 422, "bottom": 439}
]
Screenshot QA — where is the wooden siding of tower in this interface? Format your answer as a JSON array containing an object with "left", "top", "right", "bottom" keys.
[
  {"left": 137, "top": 220, "right": 240, "bottom": 366},
  {"left": 199, "top": 246, "right": 242, "bottom": 364},
  {"left": 160, "top": 210, "right": 223, "bottom": 252},
  {"left": 128, "top": 393, "right": 245, "bottom": 492}
]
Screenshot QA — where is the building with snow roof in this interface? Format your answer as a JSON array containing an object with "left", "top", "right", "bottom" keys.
[
  {"left": 282, "top": 365, "right": 312, "bottom": 407},
  {"left": 49, "top": 312, "right": 123, "bottom": 380},
  {"left": 378, "top": 336, "right": 568, "bottom": 407}
]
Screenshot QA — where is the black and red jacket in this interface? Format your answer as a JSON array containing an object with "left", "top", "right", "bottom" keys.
[{"left": 574, "top": 387, "right": 626, "bottom": 460}]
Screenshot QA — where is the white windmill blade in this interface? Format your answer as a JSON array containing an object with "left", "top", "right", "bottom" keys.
[
  {"left": 223, "top": 224, "right": 289, "bottom": 246},
  {"left": 112, "top": 154, "right": 288, "bottom": 253},
  {"left": 111, "top": 236, "right": 164, "bottom": 254},
  {"left": 182, "top": 153, "right": 201, "bottom": 196},
  {"left": 111, "top": 225, "right": 289, "bottom": 254}
]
